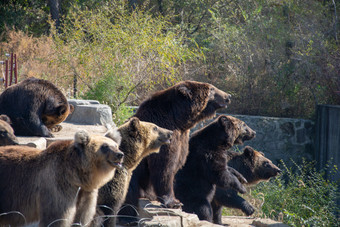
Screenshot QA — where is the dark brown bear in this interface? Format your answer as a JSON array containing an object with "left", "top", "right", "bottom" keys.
[
  {"left": 0, "top": 115, "right": 18, "bottom": 146},
  {"left": 122, "top": 80, "right": 232, "bottom": 220},
  {"left": 174, "top": 115, "right": 256, "bottom": 222},
  {"left": 212, "top": 146, "right": 282, "bottom": 224},
  {"left": 0, "top": 77, "right": 74, "bottom": 137},
  {"left": 0, "top": 129, "right": 123, "bottom": 227}
]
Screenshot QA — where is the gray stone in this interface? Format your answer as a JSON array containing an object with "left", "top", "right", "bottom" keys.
[
  {"left": 66, "top": 99, "right": 114, "bottom": 126},
  {"left": 280, "top": 122, "right": 295, "bottom": 136},
  {"left": 296, "top": 128, "right": 306, "bottom": 144},
  {"left": 25, "top": 137, "right": 47, "bottom": 149}
]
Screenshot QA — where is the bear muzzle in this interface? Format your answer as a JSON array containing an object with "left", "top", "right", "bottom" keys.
[{"left": 107, "top": 151, "right": 124, "bottom": 169}]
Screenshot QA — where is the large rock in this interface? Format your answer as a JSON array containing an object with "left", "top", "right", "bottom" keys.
[{"left": 66, "top": 99, "right": 114, "bottom": 126}]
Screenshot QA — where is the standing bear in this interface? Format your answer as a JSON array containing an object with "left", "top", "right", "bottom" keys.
[
  {"left": 211, "top": 146, "right": 282, "bottom": 224},
  {"left": 0, "top": 129, "right": 123, "bottom": 227},
  {"left": 0, "top": 114, "right": 18, "bottom": 146},
  {"left": 121, "top": 80, "right": 232, "bottom": 220},
  {"left": 96, "top": 117, "right": 173, "bottom": 227},
  {"left": 0, "top": 77, "right": 74, "bottom": 137},
  {"left": 174, "top": 115, "right": 256, "bottom": 222}
]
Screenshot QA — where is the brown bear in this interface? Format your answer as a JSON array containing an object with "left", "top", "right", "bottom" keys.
[
  {"left": 0, "top": 129, "right": 123, "bottom": 227},
  {"left": 174, "top": 115, "right": 256, "bottom": 222},
  {"left": 0, "top": 114, "right": 18, "bottom": 146},
  {"left": 95, "top": 117, "right": 173, "bottom": 227},
  {"left": 211, "top": 146, "right": 282, "bottom": 224},
  {"left": 0, "top": 77, "right": 74, "bottom": 137},
  {"left": 121, "top": 80, "right": 232, "bottom": 221}
]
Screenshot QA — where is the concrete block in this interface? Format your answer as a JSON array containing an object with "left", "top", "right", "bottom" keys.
[
  {"left": 252, "top": 218, "right": 290, "bottom": 227},
  {"left": 25, "top": 137, "right": 47, "bottom": 149},
  {"left": 66, "top": 99, "right": 114, "bottom": 126}
]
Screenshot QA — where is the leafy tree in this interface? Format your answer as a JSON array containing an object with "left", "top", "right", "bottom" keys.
[{"left": 51, "top": 1, "right": 202, "bottom": 124}]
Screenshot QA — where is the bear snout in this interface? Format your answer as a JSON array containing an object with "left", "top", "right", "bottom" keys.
[
  {"left": 115, "top": 151, "right": 124, "bottom": 160},
  {"left": 225, "top": 94, "right": 232, "bottom": 104},
  {"left": 107, "top": 151, "right": 124, "bottom": 169},
  {"left": 276, "top": 168, "right": 282, "bottom": 175}
]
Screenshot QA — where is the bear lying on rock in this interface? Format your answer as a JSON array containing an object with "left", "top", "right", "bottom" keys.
[
  {"left": 0, "top": 114, "right": 18, "bottom": 146},
  {"left": 0, "top": 77, "right": 74, "bottom": 137},
  {"left": 0, "top": 129, "right": 123, "bottom": 227},
  {"left": 212, "top": 146, "right": 282, "bottom": 224},
  {"left": 96, "top": 117, "right": 173, "bottom": 227},
  {"left": 123, "top": 80, "right": 232, "bottom": 218},
  {"left": 175, "top": 115, "right": 256, "bottom": 222}
]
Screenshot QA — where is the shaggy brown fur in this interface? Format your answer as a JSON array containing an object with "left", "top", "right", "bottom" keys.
[
  {"left": 0, "top": 77, "right": 74, "bottom": 137},
  {"left": 0, "top": 114, "right": 18, "bottom": 146},
  {"left": 175, "top": 115, "right": 256, "bottom": 222},
  {"left": 124, "top": 81, "right": 232, "bottom": 217},
  {"left": 96, "top": 117, "right": 173, "bottom": 227},
  {"left": 0, "top": 129, "right": 123, "bottom": 227},
  {"left": 212, "top": 146, "right": 282, "bottom": 224}
]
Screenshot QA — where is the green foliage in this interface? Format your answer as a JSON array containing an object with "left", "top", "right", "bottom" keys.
[
  {"left": 147, "top": 0, "right": 339, "bottom": 118},
  {"left": 251, "top": 159, "right": 339, "bottom": 226},
  {"left": 51, "top": 1, "right": 201, "bottom": 125},
  {"left": 1, "top": 0, "right": 339, "bottom": 119},
  {"left": 0, "top": 0, "right": 50, "bottom": 37}
]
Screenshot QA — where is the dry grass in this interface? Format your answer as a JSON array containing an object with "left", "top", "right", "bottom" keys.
[{"left": 0, "top": 29, "right": 73, "bottom": 95}]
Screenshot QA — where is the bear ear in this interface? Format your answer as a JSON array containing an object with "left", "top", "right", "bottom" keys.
[
  {"left": 219, "top": 116, "right": 237, "bottom": 146},
  {"left": 219, "top": 115, "right": 231, "bottom": 128},
  {"left": 128, "top": 117, "right": 140, "bottom": 137},
  {"left": 74, "top": 130, "right": 90, "bottom": 148},
  {"left": 69, "top": 104, "right": 75, "bottom": 114},
  {"left": 243, "top": 146, "right": 255, "bottom": 158},
  {"left": 105, "top": 127, "right": 122, "bottom": 146},
  {"left": 0, "top": 115, "right": 12, "bottom": 124},
  {"left": 177, "top": 84, "right": 192, "bottom": 99}
]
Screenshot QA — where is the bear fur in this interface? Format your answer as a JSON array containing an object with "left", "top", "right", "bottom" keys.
[
  {"left": 212, "top": 146, "right": 282, "bottom": 224},
  {"left": 174, "top": 115, "right": 256, "bottom": 222},
  {"left": 123, "top": 80, "right": 232, "bottom": 216},
  {"left": 96, "top": 117, "right": 173, "bottom": 227},
  {"left": 0, "top": 129, "right": 123, "bottom": 227},
  {"left": 0, "top": 114, "right": 18, "bottom": 146},
  {"left": 0, "top": 77, "right": 74, "bottom": 137}
]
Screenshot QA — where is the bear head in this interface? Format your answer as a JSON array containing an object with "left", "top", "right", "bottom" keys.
[
  {"left": 218, "top": 115, "right": 256, "bottom": 146},
  {"left": 0, "top": 115, "right": 19, "bottom": 146},
  {"left": 198, "top": 115, "right": 255, "bottom": 149},
  {"left": 136, "top": 80, "right": 232, "bottom": 131},
  {"left": 42, "top": 103, "right": 74, "bottom": 129},
  {"left": 73, "top": 129, "right": 124, "bottom": 190},
  {"left": 239, "top": 146, "right": 282, "bottom": 184},
  {"left": 175, "top": 81, "right": 232, "bottom": 127},
  {"left": 117, "top": 117, "right": 173, "bottom": 170}
]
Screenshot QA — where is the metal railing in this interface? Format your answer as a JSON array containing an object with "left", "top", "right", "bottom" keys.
[{"left": 0, "top": 53, "right": 18, "bottom": 88}]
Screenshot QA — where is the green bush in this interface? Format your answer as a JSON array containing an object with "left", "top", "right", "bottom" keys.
[
  {"left": 51, "top": 1, "right": 202, "bottom": 125},
  {"left": 251, "top": 159, "right": 339, "bottom": 226}
]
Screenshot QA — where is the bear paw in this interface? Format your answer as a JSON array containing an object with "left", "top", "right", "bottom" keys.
[{"left": 49, "top": 124, "right": 63, "bottom": 132}]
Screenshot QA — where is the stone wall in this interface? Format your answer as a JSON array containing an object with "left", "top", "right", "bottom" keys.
[{"left": 192, "top": 114, "right": 315, "bottom": 166}]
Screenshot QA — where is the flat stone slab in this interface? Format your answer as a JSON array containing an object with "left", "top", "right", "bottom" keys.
[{"left": 17, "top": 122, "right": 108, "bottom": 149}]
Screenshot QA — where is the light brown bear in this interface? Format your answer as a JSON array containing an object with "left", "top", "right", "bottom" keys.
[
  {"left": 96, "top": 117, "right": 173, "bottom": 227},
  {"left": 0, "top": 77, "right": 74, "bottom": 137},
  {"left": 0, "top": 129, "right": 123, "bottom": 227},
  {"left": 212, "top": 146, "right": 282, "bottom": 224},
  {"left": 0, "top": 114, "right": 18, "bottom": 146}
]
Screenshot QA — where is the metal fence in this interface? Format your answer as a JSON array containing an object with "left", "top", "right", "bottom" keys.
[{"left": 315, "top": 104, "right": 340, "bottom": 211}]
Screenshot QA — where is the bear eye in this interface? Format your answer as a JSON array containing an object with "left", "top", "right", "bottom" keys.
[
  {"left": 153, "top": 126, "right": 158, "bottom": 132},
  {"left": 0, "top": 131, "right": 7, "bottom": 135},
  {"left": 263, "top": 162, "right": 270, "bottom": 167},
  {"left": 101, "top": 144, "right": 110, "bottom": 153}
]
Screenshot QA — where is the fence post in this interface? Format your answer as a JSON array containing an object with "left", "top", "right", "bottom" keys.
[{"left": 315, "top": 104, "right": 340, "bottom": 214}]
